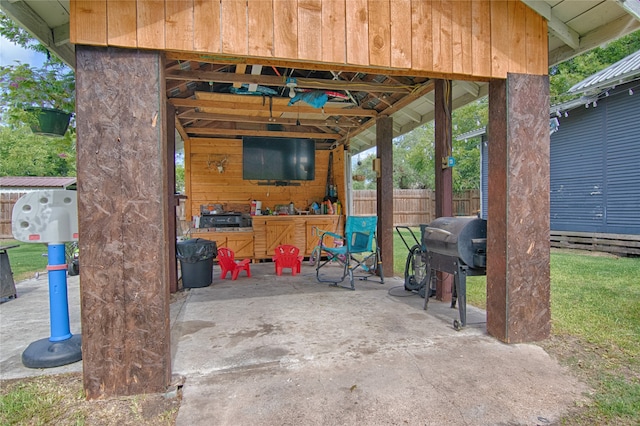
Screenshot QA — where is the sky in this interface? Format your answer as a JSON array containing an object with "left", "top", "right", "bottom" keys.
[{"left": 0, "top": 35, "right": 46, "bottom": 67}]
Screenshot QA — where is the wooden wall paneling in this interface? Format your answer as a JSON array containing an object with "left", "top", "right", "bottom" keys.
[
  {"left": 274, "top": 0, "right": 299, "bottom": 59},
  {"left": 221, "top": 0, "right": 248, "bottom": 55},
  {"left": 107, "top": 1, "right": 138, "bottom": 47},
  {"left": 345, "top": 0, "right": 369, "bottom": 65},
  {"left": 471, "top": 0, "right": 492, "bottom": 78},
  {"left": 368, "top": 0, "right": 391, "bottom": 67},
  {"left": 490, "top": 0, "right": 509, "bottom": 78},
  {"left": 166, "top": 0, "right": 194, "bottom": 51},
  {"left": 507, "top": 0, "right": 528, "bottom": 74},
  {"left": 184, "top": 136, "right": 192, "bottom": 220},
  {"left": 389, "top": 0, "right": 411, "bottom": 69},
  {"left": 137, "top": 0, "right": 166, "bottom": 49},
  {"left": 432, "top": 0, "right": 453, "bottom": 74},
  {"left": 321, "top": 0, "right": 346, "bottom": 64},
  {"left": 452, "top": 0, "right": 473, "bottom": 75},
  {"left": 248, "top": 0, "right": 274, "bottom": 57},
  {"left": 526, "top": 7, "right": 548, "bottom": 75},
  {"left": 298, "top": 0, "right": 323, "bottom": 61},
  {"left": 72, "top": 0, "right": 107, "bottom": 45},
  {"left": 193, "top": 0, "right": 221, "bottom": 52},
  {"left": 410, "top": 0, "right": 433, "bottom": 72}
]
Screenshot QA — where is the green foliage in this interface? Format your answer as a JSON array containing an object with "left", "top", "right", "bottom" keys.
[
  {"left": 0, "top": 126, "right": 76, "bottom": 177},
  {"left": 0, "top": 62, "right": 75, "bottom": 122},
  {"left": 176, "top": 164, "right": 185, "bottom": 193},
  {"left": 1, "top": 12, "right": 75, "bottom": 131},
  {"left": 0, "top": 11, "right": 53, "bottom": 59},
  {"left": 550, "top": 30, "right": 640, "bottom": 104}
]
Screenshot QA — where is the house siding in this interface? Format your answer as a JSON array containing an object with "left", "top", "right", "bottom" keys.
[{"left": 550, "top": 83, "right": 640, "bottom": 235}]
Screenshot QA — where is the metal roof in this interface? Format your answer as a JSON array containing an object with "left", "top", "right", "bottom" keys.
[
  {"left": 0, "top": 176, "right": 77, "bottom": 188},
  {"left": 569, "top": 48, "right": 640, "bottom": 94}
]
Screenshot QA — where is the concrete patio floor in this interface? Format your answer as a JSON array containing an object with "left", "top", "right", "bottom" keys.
[{"left": 1, "top": 262, "right": 589, "bottom": 425}]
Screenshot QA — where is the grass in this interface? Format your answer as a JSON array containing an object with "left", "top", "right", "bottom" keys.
[{"left": 1, "top": 239, "right": 48, "bottom": 282}]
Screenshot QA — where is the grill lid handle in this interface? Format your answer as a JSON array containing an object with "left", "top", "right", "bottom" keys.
[{"left": 424, "top": 227, "right": 452, "bottom": 237}]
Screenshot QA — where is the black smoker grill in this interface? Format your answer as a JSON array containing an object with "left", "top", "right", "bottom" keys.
[{"left": 421, "top": 217, "right": 487, "bottom": 330}]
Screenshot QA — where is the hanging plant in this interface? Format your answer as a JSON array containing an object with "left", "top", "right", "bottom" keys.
[{"left": 0, "top": 62, "right": 75, "bottom": 136}]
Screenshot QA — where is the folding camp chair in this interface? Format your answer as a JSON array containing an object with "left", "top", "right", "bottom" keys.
[{"left": 315, "top": 216, "right": 384, "bottom": 290}]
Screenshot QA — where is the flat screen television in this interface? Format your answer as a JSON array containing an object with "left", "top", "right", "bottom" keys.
[{"left": 242, "top": 137, "right": 315, "bottom": 181}]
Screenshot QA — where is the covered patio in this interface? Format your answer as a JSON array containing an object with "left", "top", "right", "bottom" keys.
[{"left": 0, "top": 264, "right": 587, "bottom": 425}]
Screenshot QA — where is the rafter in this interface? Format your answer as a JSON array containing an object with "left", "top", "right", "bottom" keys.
[
  {"left": 178, "top": 111, "right": 362, "bottom": 127},
  {"left": 166, "top": 70, "right": 417, "bottom": 94},
  {"left": 184, "top": 127, "right": 341, "bottom": 139},
  {"left": 169, "top": 98, "right": 378, "bottom": 117}
]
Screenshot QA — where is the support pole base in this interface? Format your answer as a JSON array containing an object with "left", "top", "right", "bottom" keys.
[{"left": 22, "top": 334, "right": 82, "bottom": 369}]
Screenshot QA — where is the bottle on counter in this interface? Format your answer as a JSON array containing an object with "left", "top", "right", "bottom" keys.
[
  {"left": 289, "top": 201, "right": 295, "bottom": 215},
  {"left": 335, "top": 200, "right": 342, "bottom": 215}
]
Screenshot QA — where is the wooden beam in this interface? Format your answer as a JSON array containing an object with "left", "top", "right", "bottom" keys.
[
  {"left": 434, "top": 79, "right": 454, "bottom": 303},
  {"left": 376, "top": 115, "right": 394, "bottom": 277},
  {"left": 178, "top": 111, "right": 361, "bottom": 127},
  {"left": 0, "top": 0, "right": 76, "bottom": 67},
  {"left": 184, "top": 127, "right": 342, "bottom": 139},
  {"left": 549, "top": 14, "right": 640, "bottom": 66},
  {"left": 170, "top": 98, "right": 378, "bottom": 117},
  {"left": 166, "top": 69, "right": 417, "bottom": 93},
  {"left": 342, "top": 81, "right": 435, "bottom": 142}
]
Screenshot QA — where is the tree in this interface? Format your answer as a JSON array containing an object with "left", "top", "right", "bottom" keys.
[
  {"left": 550, "top": 30, "right": 640, "bottom": 104},
  {"left": 0, "top": 126, "right": 76, "bottom": 176}
]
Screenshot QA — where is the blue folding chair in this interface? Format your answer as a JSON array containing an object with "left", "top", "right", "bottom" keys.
[{"left": 315, "top": 216, "right": 384, "bottom": 290}]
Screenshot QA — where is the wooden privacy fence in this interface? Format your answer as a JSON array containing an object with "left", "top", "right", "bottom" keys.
[
  {"left": 352, "top": 189, "right": 480, "bottom": 226},
  {"left": 0, "top": 193, "right": 25, "bottom": 239}
]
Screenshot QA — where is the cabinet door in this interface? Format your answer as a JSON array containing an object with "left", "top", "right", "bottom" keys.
[
  {"left": 305, "top": 217, "right": 342, "bottom": 255},
  {"left": 226, "top": 233, "right": 254, "bottom": 259},
  {"left": 265, "top": 221, "right": 295, "bottom": 255}
]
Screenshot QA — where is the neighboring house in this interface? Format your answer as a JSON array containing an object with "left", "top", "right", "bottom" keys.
[
  {"left": 0, "top": 176, "right": 77, "bottom": 239},
  {"left": 460, "top": 50, "right": 640, "bottom": 253},
  {"left": 549, "top": 50, "right": 640, "bottom": 236}
]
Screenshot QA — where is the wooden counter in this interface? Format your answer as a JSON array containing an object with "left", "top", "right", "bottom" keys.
[{"left": 191, "top": 215, "right": 343, "bottom": 260}]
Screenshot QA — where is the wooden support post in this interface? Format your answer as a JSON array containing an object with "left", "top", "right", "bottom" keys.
[
  {"left": 434, "top": 79, "right": 454, "bottom": 302},
  {"left": 487, "top": 73, "right": 551, "bottom": 343},
  {"left": 376, "top": 115, "right": 394, "bottom": 276},
  {"left": 167, "top": 103, "right": 178, "bottom": 294},
  {"left": 76, "top": 46, "right": 171, "bottom": 398}
]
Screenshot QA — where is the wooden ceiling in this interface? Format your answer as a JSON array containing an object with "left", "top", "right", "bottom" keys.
[{"left": 166, "top": 58, "right": 434, "bottom": 151}]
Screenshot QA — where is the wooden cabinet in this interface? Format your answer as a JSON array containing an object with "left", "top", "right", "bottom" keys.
[
  {"left": 190, "top": 230, "right": 254, "bottom": 259},
  {"left": 305, "top": 217, "right": 344, "bottom": 255},
  {"left": 191, "top": 215, "right": 343, "bottom": 260}
]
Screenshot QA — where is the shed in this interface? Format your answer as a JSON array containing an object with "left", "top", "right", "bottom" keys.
[{"left": 0, "top": 176, "right": 77, "bottom": 238}]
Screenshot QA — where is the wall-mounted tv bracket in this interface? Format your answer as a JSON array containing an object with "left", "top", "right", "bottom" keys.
[{"left": 11, "top": 190, "right": 82, "bottom": 369}]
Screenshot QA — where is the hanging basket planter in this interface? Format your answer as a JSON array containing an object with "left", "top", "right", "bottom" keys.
[{"left": 26, "top": 108, "right": 72, "bottom": 137}]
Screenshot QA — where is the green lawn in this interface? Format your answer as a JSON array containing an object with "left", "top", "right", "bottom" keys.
[{"left": 1, "top": 239, "right": 49, "bottom": 282}]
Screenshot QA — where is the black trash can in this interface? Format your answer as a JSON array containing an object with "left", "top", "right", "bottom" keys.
[{"left": 176, "top": 238, "right": 217, "bottom": 288}]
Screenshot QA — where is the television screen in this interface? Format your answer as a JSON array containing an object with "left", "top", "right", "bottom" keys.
[{"left": 242, "top": 137, "right": 315, "bottom": 181}]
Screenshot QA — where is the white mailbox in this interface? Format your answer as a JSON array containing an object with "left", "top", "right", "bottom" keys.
[{"left": 12, "top": 190, "right": 78, "bottom": 243}]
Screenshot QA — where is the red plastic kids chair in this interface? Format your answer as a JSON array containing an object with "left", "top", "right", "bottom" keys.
[
  {"left": 273, "top": 244, "right": 304, "bottom": 276},
  {"left": 217, "top": 247, "right": 251, "bottom": 280}
]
